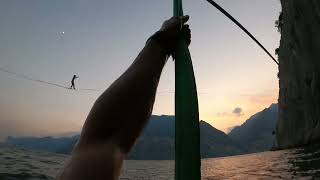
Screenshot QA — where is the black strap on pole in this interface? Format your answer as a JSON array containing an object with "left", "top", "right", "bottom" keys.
[{"left": 205, "top": 0, "right": 279, "bottom": 65}]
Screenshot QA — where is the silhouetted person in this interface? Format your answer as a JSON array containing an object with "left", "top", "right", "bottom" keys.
[
  {"left": 70, "top": 75, "right": 78, "bottom": 90},
  {"left": 272, "top": 130, "right": 278, "bottom": 149},
  {"left": 57, "top": 15, "right": 191, "bottom": 180}
]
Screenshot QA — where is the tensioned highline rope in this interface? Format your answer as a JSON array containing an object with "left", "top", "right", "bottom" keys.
[
  {"left": 205, "top": 0, "right": 279, "bottom": 65},
  {"left": 0, "top": 66, "right": 71, "bottom": 89},
  {"left": 0, "top": 66, "right": 195, "bottom": 94}
]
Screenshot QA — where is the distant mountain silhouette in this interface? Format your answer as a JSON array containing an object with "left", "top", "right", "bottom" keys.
[
  {"left": 6, "top": 115, "right": 245, "bottom": 159},
  {"left": 226, "top": 126, "right": 238, "bottom": 134},
  {"left": 5, "top": 104, "right": 278, "bottom": 159},
  {"left": 128, "top": 116, "right": 245, "bottom": 159},
  {"left": 229, "top": 104, "right": 278, "bottom": 153},
  {"left": 127, "top": 115, "right": 175, "bottom": 160},
  {"left": 6, "top": 135, "right": 79, "bottom": 154}
]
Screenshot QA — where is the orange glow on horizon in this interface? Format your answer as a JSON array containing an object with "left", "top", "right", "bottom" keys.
[{"left": 200, "top": 88, "right": 278, "bottom": 133}]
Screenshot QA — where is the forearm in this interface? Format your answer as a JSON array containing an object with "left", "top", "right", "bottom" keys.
[{"left": 77, "top": 39, "right": 168, "bottom": 153}]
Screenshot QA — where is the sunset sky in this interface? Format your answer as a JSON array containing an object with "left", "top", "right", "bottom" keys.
[{"left": 0, "top": 0, "right": 281, "bottom": 140}]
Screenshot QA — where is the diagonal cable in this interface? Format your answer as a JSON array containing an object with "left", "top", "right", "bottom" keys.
[{"left": 205, "top": 0, "right": 279, "bottom": 65}]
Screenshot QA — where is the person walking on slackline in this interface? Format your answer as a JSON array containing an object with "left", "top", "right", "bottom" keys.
[
  {"left": 70, "top": 74, "right": 79, "bottom": 90},
  {"left": 56, "top": 15, "right": 191, "bottom": 180}
]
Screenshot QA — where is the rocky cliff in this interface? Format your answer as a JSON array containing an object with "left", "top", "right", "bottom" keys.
[{"left": 277, "top": 1, "right": 320, "bottom": 148}]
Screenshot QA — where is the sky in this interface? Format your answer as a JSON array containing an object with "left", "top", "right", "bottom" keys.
[{"left": 0, "top": 0, "right": 281, "bottom": 140}]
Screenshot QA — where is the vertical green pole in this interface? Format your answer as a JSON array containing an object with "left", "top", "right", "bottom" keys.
[{"left": 174, "top": 1, "right": 201, "bottom": 180}]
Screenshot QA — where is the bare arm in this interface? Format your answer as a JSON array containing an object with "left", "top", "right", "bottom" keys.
[{"left": 57, "top": 15, "right": 190, "bottom": 180}]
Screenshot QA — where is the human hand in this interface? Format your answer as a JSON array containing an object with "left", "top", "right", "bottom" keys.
[
  {"left": 148, "top": 15, "right": 191, "bottom": 55},
  {"left": 160, "top": 15, "right": 191, "bottom": 46}
]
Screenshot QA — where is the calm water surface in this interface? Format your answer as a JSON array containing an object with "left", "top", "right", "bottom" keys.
[{"left": 0, "top": 145, "right": 319, "bottom": 179}]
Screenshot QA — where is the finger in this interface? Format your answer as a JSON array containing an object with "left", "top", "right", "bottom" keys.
[
  {"left": 182, "top": 25, "right": 190, "bottom": 32},
  {"left": 182, "top": 25, "right": 191, "bottom": 35},
  {"left": 182, "top": 30, "right": 190, "bottom": 38},
  {"left": 185, "top": 30, "right": 191, "bottom": 36},
  {"left": 185, "top": 33, "right": 191, "bottom": 40},
  {"left": 182, "top": 26, "right": 191, "bottom": 46},
  {"left": 186, "top": 39, "right": 191, "bottom": 46},
  {"left": 180, "top": 15, "right": 189, "bottom": 24},
  {"left": 182, "top": 25, "right": 190, "bottom": 31}
]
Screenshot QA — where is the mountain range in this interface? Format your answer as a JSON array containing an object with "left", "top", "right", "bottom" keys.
[
  {"left": 5, "top": 104, "right": 278, "bottom": 159},
  {"left": 229, "top": 103, "right": 278, "bottom": 153}
]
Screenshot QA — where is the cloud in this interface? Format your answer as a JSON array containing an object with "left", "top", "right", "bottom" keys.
[
  {"left": 240, "top": 89, "right": 278, "bottom": 105},
  {"left": 216, "top": 112, "right": 228, "bottom": 117},
  {"left": 232, "top": 107, "right": 243, "bottom": 116},
  {"left": 216, "top": 107, "right": 244, "bottom": 117}
]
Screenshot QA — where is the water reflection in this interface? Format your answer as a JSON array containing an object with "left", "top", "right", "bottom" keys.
[
  {"left": 1, "top": 145, "right": 320, "bottom": 179},
  {"left": 288, "top": 144, "right": 320, "bottom": 178}
]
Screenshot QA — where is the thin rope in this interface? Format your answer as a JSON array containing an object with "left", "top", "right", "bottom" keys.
[
  {"left": 0, "top": 67, "right": 70, "bottom": 89},
  {"left": 205, "top": 0, "right": 279, "bottom": 65},
  {"left": 78, "top": 88, "right": 102, "bottom": 92},
  {"left": 0, "top": 67, "right": 207, "bottom": 95}
]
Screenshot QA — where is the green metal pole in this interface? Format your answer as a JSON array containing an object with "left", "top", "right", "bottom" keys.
[{"left": 174, "top": 1, "right": 201, "bottom": 180}]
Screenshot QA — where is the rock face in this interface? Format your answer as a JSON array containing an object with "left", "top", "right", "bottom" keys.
[{"left": 277, "top": 1, "right": 320, "bottom": 148}]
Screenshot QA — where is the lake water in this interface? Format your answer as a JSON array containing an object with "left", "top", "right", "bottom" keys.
[{"left": 0, "top": 145, "right": 320, "bottom": 179}]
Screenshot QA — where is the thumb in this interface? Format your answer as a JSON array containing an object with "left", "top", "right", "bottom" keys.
[{"left": 180, "top": 15, "right": 189, "bottom": 24}]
